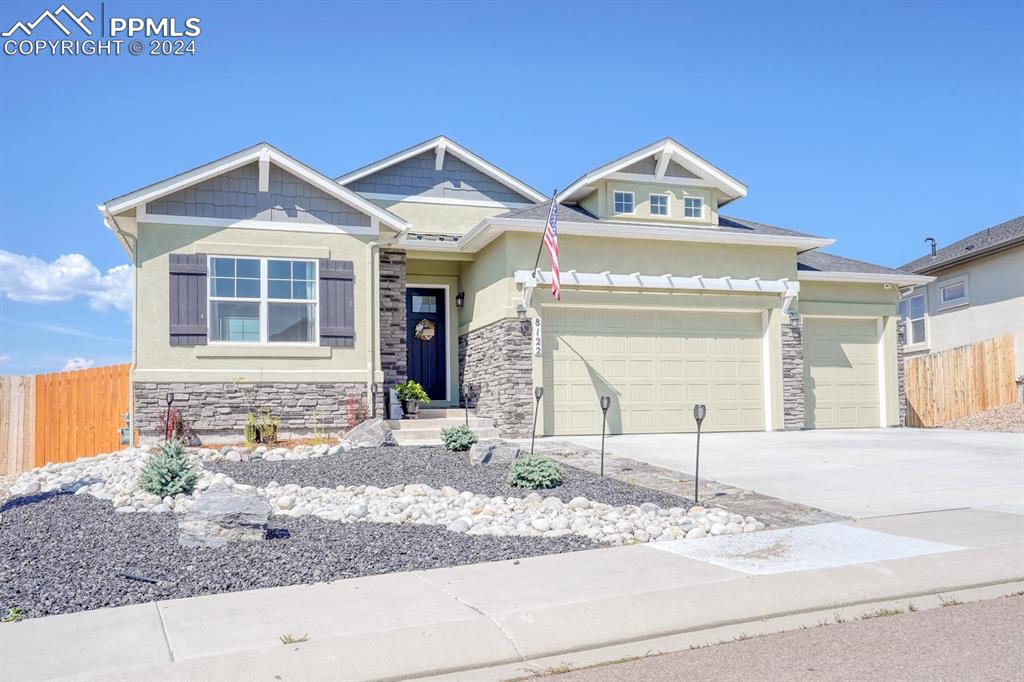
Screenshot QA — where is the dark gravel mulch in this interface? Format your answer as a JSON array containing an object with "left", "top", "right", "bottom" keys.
[
  {"left": 208, "top": 445, "right": 688, "bottom": 509},
  {"left": 0, "top": 492, "right": 594, "bottom": 620}
]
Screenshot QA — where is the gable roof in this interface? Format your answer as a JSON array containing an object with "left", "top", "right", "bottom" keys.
[
  {"left": 336, "top": 135, "right": 547, "bottom": 204},
  {"left": 900, "top": 215, "right": 1024, "bottom": 274},
  {"left": 99, "top": 142, "right": 410, "bottom": 232},
  {"left": 798, "top": 250, "right": 931, "bottom": 286},
  {"left": 557, "top": 137, "right": 748, "bottom": 206}
]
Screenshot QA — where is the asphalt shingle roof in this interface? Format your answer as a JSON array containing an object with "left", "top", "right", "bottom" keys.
[
  {"left": 495, "top": 205, "right": 825, "bottom": 240},
  {"left": 900, "top": 215, "right": 1024, "bottom": 274},
  {"left": 797, "top": 250, "right": 911, "bottom": 276}
]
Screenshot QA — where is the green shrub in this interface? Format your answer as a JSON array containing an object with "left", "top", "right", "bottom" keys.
[
  {"left": 441, "top": 425, "right": 478, "bottom": 451},
  {"left": 395, "top": 380, "right": 430, "bottom": 404},
  {"left": 507, "top": 456, "right": 563, "bottom": 489},
  {"left": 139, "top": 440, "right": 199, "bottom": 497}
]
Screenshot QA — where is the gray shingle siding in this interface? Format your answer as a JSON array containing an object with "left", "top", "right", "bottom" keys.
[
  {"left": 147, "top": 162, "right": 371, "bottom": 227},
  {"left": 618, "top": 156, "right": 698, "bottom": 178},
  {"left": 347, "top": 151, "right": 532, "bottom": 204}
]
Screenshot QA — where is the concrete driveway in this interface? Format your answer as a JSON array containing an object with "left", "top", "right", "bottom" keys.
[{"left": 555, "top": 428, "right": 1024, "bottom": 519}]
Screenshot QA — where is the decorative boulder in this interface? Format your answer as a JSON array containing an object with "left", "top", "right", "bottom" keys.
[
  {"left": 178, "top": 483, "right": 272, "bottom": 548},
  {"left": 469, "top": 440, "right": 522, "bottom": 466},
  {"left": 339, "top": 418, "right": 393, "bottom": 449}
]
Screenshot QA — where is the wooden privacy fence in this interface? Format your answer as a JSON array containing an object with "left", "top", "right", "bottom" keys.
[
  {"left": 904, "top": 335, "right": 1017, "bottom": 427},
  {"left": 1, "top": 364, "right": 130, "bottom": 475}
]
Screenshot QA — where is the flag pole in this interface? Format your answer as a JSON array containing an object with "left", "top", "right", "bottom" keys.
[{"left": 532, "top": 190, "right": 558, "bottom": 275}]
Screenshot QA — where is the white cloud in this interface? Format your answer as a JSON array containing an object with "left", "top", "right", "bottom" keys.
[
  {"left": 62, "top": 356, "right": 94, "bottom": 371},
  {"left": 0, "top": 354, "right": 10, "bottom": 363},
  {"left": 0, "top": 250, "right": 131, "bottom": 312}
]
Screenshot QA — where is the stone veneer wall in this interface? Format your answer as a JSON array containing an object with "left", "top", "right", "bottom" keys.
[
  {"left": 459, "top": 318, "right": 533, "bottom": 438},
  {"left": 134, "top": 382, "right": 370, "bottom": 436},
  {"left": 378, "top": 248, "right": 407, "bottom": 389},
  {"left": 896, "top": 318, "right": 907, "bottom": 426},
  {"left": 781, "top": 312, "right": 806, "bottom": 430}
]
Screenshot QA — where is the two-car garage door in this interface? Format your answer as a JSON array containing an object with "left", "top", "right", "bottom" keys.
[{"left": 542, "top": 308, "right": 764, "bottom": 435}]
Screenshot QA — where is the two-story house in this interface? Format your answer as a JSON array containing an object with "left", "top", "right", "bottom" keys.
[
  {"left": 98, "top": 136, "right": 930, "bottom": 439},
  {"left": 899, "top": 215, "right": 1024, "bottom": 378}
]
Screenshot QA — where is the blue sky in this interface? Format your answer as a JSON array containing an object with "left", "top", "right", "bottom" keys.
[{"left": 0, "top": 0, "right": 1021, "bottom": 375}]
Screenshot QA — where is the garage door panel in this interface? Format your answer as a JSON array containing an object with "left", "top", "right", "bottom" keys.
[
  {"left": 544, "top": 308, "right": 764, "bottom": 435},
  {"left": 804, "top": 318, "right": 880, "bottom": 429}
]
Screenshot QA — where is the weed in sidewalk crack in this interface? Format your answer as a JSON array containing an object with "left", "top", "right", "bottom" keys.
[{"left": 279, "top": 633, "right": 309, "bottom": 645}]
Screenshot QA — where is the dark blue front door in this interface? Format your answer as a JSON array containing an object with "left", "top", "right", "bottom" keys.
[{"left": 406, "top": 288, "right": 446, "bottom": 402}]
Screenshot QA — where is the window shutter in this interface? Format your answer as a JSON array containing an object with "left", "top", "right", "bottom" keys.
[
  {"left": 319, "top": 259, "right": 355, "bottom": 347},
  {"left": 168, "top": 254, "right": 208, "bottom": 346}
]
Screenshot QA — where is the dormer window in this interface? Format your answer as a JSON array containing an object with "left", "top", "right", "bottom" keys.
[
  {"left": 649, "top": 193, "right": 669, "bottom": 217},
  {"left": 613, "top": 191, "right": 635, "bottom": 215},
  {"left": 684, "top": 197, "right": 704, "bottom": 218}
]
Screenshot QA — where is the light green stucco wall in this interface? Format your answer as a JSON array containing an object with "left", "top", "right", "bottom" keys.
[
  {"left": 135, "top": 223, "right": 375, "bottom": 383},
  {"left": 369, "top": 199, "right": 506, "bottom": 235},
  {"left": 579, "top": 180, "right": 720, "bottom": 225}
]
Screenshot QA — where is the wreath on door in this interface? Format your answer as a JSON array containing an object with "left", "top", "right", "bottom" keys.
[{"left": 414, "top": 319, "right": 436, "bottom": 341}]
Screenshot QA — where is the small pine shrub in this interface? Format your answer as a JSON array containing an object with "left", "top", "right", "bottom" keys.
[
  {"left": 139, "top": 440, "right": 199, "bottom": 497},
  {"left": 507, "top": 456, "right": 563, "bottom": 489},
  {"left": 441, "top": 425, "right": 478, "bottom": 451}
]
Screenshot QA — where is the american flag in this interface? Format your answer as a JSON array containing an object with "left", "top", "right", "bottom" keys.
[{"left": 542, "top": 197, "right": 560, "bottom": 299}]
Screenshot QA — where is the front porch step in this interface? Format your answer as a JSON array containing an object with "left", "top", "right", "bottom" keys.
[
  {"left": 392, "top": 427, "right": 501, "bottom": 445},
  {"left": 389, "top": 414, "right": 501, "bottom": 444},
  {"left": 415, "top": 408, "right": 477, "bottom": 419},
  {"left": 388, "top": 417, "right": 494, "bottom": 430}
]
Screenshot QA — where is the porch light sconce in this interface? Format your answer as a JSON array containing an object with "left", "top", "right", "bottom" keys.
[
  {"left": 516, "top": 304, "right": 528, "bottom": 322},
  {"left": 599, "top": 396, "right": 611, "bottom": 476},
  {"left": 455, "top": 290, "right": 465, "bottom": 309},
  {"left": 530, "top": 386, "right": 543, "bottom": 456},
  {"left": 692, "top": 404, "right": 707, "bottom": 504}
]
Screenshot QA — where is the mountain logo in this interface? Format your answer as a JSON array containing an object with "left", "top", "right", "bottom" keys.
[{"left": 3, "top": 4, "right": 95, "bottom": 37}]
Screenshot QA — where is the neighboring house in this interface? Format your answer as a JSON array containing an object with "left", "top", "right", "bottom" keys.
[
  {"left": 97, "top": 136, "right": 930, "bottom": 439},
  {"left": 898, "top": 216, "right": 1024, "bottom": 375}
]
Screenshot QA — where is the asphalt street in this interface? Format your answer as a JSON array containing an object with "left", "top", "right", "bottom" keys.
[{"left": 554, "top": 595, "right": 1024, "bottom": 681}]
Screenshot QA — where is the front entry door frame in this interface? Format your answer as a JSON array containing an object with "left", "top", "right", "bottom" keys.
[{"left": 406, "top": 284, "right": 450, "bottom": 403}]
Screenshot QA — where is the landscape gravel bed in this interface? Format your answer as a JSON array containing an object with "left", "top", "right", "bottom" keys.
[
  {"left": 942, "top": 404, "right": 1024, "bottom": 433},
  {"left": 207, "top": 444, "right": 689, "bottom": 509},
  {"left": 0, "top": 492, "right": 594, "bottom": 620}
]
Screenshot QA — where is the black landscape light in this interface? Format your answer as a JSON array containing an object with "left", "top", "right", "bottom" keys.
[
  {"left": 692, "top": 404, "right": 707, "bottom": 504},
  {"left": 530, "top": 386, "right": 544, "bottom": 456},
  {"left": 599, "top": 396, "right": 611, "bottom": 476},
  {"left": 463, "top": 383, "right": 476, "bottom": 427}
]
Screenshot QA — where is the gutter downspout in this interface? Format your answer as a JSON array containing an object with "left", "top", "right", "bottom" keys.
[
  {"left": 366, "top": 227, "right": 401, "bottom": 417},
  {"left": 101, "top": 206, "right": 138, "bottom": 444}
]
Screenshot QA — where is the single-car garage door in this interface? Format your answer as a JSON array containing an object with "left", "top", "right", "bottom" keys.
[
  {"left": 542, "top": 308, "right": 764, "bottom": 435},
  {"left": 803, "top": 317, "right": 880, "bottom": 429}
]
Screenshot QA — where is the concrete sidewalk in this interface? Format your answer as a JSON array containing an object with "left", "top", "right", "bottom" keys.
[{"left": 2, "top": 510, "right": 1022, "bottom": 682}]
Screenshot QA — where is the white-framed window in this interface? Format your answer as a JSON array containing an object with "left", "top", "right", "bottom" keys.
[
  {"left": 208, "top": 256, "right": 318, "bottom": 344},
  {"left": 684, "top": 196, "right": 704, "bottom": 218},
  {"left": 613, "top": 191, "right": 635, "bottom": 215},
  {"left": 649, "top": 193, "right": 670, "bottom": 216},
  {"left": 898, "top": 291, "right": 927, "bottom": 346},
  {"left": 937, "top": 274, "right": 969, "bottom": 309}
]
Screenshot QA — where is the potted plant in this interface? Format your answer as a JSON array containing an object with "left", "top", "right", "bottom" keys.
[{"left": 395, "top": 380, "right": 430, "bottom": 418}]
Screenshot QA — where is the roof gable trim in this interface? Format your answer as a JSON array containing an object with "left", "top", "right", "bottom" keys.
[
  {"left": 558, "top": 138, "right": 748, "bottom": 205},
  {"left": 100, "top": 143, "right": 410, "bottom": 231},
  {"left": 337, "top": 135, "right": 548, "bottom": 205}
]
